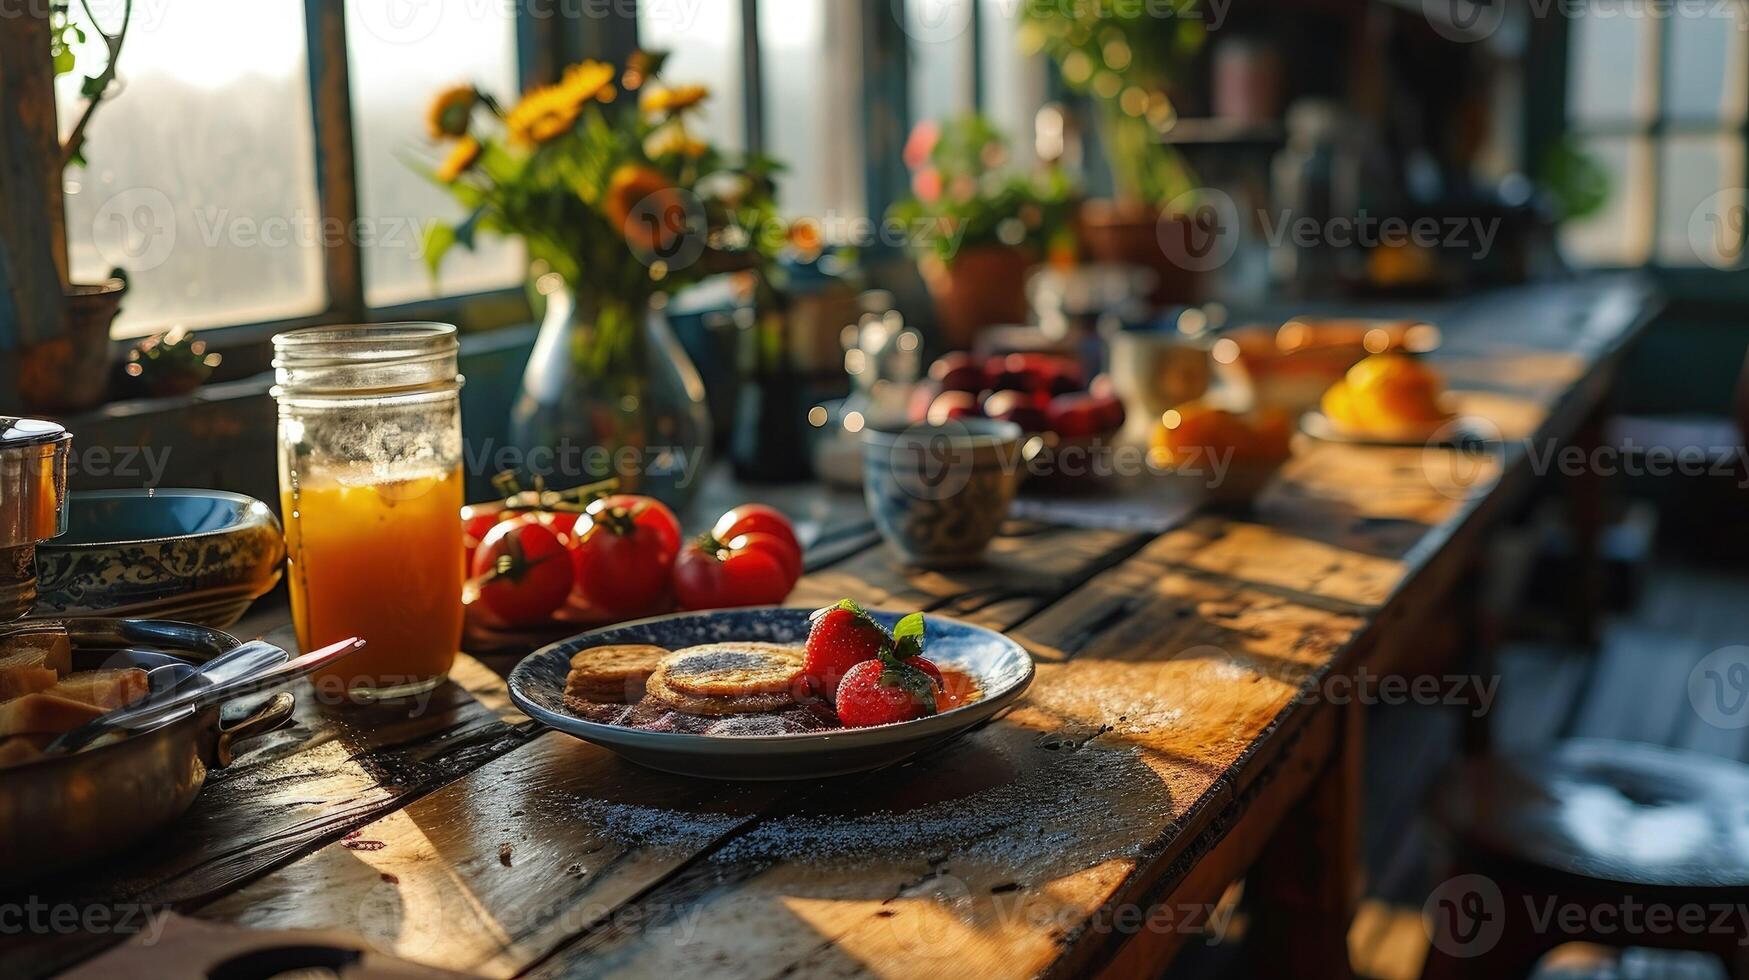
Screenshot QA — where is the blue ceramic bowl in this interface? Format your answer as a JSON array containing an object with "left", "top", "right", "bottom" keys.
[
  {"left": 509, "top": 606, "right": 1035, "bottom": 780},
  {"left": 861, "top": 418, "right": 1024, "bottom": 567},
  {"left": 32, "top": 490, "right": 284, "bottom": 628}
]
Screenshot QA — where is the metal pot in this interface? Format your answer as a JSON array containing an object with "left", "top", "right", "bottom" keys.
[{"left": 0, "top": 618, "right": 295, "bottom": 886}]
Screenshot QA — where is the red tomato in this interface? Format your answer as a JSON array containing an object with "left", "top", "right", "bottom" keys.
[
  {"left": 462, "top": 504, "right": 501, "bottom": 552},
  {"left": 712, "top": 504, "right": 801, "bottom": 581},
  {"left": 472, "top": 520, "right": 573, "bottom": 627},
  {"left": 570, "top": 506, "right": 677, "bottom": 620},
  {"left": 588, "top": 495, "right": 681, "bottom": 559},
  {"left": 534, "top": 509, "right": 584, "bottom": 542},
  {"left": 673, "top": 534, "right": 795, "bottom": 610}
]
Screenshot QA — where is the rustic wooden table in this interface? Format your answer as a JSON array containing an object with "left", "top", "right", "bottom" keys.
[{"left": 9, "top": 277, "right": 1656, "bottom": 979}]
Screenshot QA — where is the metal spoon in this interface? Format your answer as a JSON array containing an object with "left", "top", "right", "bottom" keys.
[{"left": 44, "top": 636, "right": 364, "bottom": 756}]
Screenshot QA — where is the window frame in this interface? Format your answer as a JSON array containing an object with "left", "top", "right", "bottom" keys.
[
  {"left": 1554, "top": 4, "right": 1749, "bottom": 283},
  {"left": 55, "top": 1, "right": 638, "bottom": 371},
  {"left": 47, "top": 0, "right": 1029, "bottom": 370}
]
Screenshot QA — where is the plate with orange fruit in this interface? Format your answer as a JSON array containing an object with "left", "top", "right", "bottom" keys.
[
  {"left": 1148, "top": 403, "right": 1295, "bottom": 506},
  {"left": 1304, "top": 353, "right": 1494, "bottom": 447}
]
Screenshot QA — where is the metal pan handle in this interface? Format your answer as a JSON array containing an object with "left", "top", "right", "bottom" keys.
[{"left": 214, "top": 692, "right": 296, "bottom": 768}]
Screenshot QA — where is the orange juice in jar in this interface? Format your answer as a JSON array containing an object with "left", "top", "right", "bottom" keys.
[
  {"left": 282, "top": 466, "right": 464, "bottom": 698},
  {"left": 273, "top": 324, "right": 466, "bottom": 701}
]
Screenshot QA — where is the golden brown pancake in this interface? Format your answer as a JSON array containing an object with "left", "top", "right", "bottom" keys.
[
  {"left": 565, "top": 644, "right": 670, "bottom": 704},
  {"left": 658, "top": 643, "right": 804, "bottom": 697}
]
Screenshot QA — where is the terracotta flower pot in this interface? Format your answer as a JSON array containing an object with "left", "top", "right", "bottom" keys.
[
  {"left": 920, "top": 245, "right": 1034, "bottom": 350},
  {"left": 18, "top": 276, "right": 125, "bottom": 414},
  {"left": 1078, "top": 199, "right": 1207, "bottom": 306}
]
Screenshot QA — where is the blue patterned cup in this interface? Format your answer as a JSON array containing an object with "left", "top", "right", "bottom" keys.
[{"left": 861, "top": 418, "right": 1024, "bottom": 567}]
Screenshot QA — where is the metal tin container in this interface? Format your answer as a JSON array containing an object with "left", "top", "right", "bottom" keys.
[{"left": 0, "top": 417, "right": 73, "bottom": 620}]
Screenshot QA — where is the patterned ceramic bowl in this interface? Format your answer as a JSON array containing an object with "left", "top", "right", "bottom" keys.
[
  {"left": 861, "top": 418, "right": 1024, "bottom": 567},
  {"left": 31, "top": 490, "right": 284, "bottom": 628},
  {"left": 509, "top": 606, "right": 1035, "bottom": 779}
]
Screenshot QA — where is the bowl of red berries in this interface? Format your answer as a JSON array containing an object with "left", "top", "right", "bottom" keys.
[
  {"left": 506, "top": 599, "right": 1034, "bottom": 779},
  {"left": 909, "top": 352, "right": 1127, "bottom": 490}
]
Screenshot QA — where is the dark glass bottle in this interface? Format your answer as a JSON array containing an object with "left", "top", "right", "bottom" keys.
[{"left": 729, "top": 274, "right": 814, "bottom": 482}]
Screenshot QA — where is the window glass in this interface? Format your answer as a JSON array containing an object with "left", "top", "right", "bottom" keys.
[
  {"left": 1664, "top": 13, "right": 1746, "bottom": 123},
  {"left": 1559, "top": 136, "right": 1651, "bottom": 266},
  {"left": 1566, "top": 12, "right": 1651, "bottom": 124},
  {"left": 979, "top": 0, "right": 1044, "bottom": 167},
  {"left": 761, "top": 0, "right": 866, "bottom": 223},
  {"left": 346, "top": 1, "right": 523, "bottom": 306},
  {"left": 1656, "top": 136, "right": 1743, "bottom": 267},
  {"left": 906, "top": 0, "right": 974, "bottom": 126},
  {"left": 56, "top": 0, "right": 323, "bottom": 338},
  {"left": 639, "top": 0, "right": 744, "bottom": 152}
]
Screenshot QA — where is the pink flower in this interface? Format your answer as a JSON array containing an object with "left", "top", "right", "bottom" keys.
[
  {"left": 904, "top": 121, "right": 939, "bottom": 172},
  {"left": 912, "top": 167, "right": 942, "bottom": 205}
]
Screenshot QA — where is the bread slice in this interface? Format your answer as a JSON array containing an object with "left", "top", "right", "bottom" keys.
[
  {"left": 0, "top": 628, "right": 72, "bottom": 675},
  {"left": 0, "top": 693, "right": 105, "bottom": 736},
  {"left": 0, "top": 631, "right": 75, "bottom": 703},
  {"left": 48, "top": 668, "right": 148, "bottom": 710},
  {"left": 0, "top": 663, "right": 59, "bottom": 702},
  {"left": 0, "top": 733, "right": 53, "bottom": 768}
]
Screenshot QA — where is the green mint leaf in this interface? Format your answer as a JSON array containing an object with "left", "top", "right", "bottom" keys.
[{"left": 892, "top": 612, "right": 924, "bottom": 642}]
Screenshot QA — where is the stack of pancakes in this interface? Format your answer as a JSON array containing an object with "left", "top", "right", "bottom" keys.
[{"left": 564, "top": 642, "right": 833, "bottom": 734}]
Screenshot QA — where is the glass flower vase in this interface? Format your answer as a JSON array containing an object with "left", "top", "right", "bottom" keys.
[{"left": 509, "top": 279, "right": 712, "bottom": 511}]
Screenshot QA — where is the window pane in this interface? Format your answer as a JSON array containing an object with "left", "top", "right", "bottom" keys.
[
  {"left": 56, "top": 0, "right": 323, "bottom": 338},
  {"left": 1656, "top": 136, "right": 1744, "bottom": 268},
  {"left": 1559, "top": 136, "right": 1652, "bottom": 266},
  {"left": 906, "top": 0, "right": 974, "bottom": 126},
  {"left": 1664, "top": 12, "right": 1747, "bottom": 123},
  {"left": 979, "top": 0, "right": 1045, "bottom": 167},
  {"left": 639, "top": 0, "right": 744, "bottom": 152},
  {"left": 761, "top": 0, "right": 866, "bottom": 222},
  {"left": 346, "top": 1, "right": 523, "bottom": 306},
  {"left": 1567, "top": 9, "right": 1652, "bottom": 125}
]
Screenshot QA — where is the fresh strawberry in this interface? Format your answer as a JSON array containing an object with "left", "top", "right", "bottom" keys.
[
  {"left": 802, "top": 599, "right": 890, "bottom": 699},
  {"left": 835, "top": 656, "right": 943, "bottom": 727},
  {"left": 833, "top": 612, "right": 943, "bottom": 727}
]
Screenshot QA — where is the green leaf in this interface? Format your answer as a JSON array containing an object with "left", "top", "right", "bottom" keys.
[
  {"left": 79, "top": 74, "right": 106, "bottom": 100},
  {"left": 891, "top": 612, "right": 924, "bottom": 642},
  {"left": 421, "top": 222, "right": 457, "bottom": 278}
]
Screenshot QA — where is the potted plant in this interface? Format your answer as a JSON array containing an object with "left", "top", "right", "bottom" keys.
[
  {"left": 888, "top": 114, "right": 1075, "bottom": 349},
  {"left": 10, "top": 0, "right": 132, "bottom": 414},
  {"left": 1020, "top": 0, "right": 1208, "bottom": 302},
  {"left": 417, "top": 53, "right": 782, "bottom": 508}
]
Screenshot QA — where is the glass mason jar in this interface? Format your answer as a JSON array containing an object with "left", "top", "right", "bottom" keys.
[{"left": 272, "top": 324, "right": 465, "bottom": 702}]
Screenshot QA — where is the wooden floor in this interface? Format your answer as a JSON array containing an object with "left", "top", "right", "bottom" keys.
[{"left": 1169, "top": 546, "right": 1749, "bottom": 980}]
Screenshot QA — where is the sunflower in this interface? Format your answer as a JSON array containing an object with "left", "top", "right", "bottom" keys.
[
  {"left": 603, "top": 164, "right": 688, "bottom": 254},
  {"left": 558, "top": 60, "right": 618, "bottom": 105},
  {"left": 641, "top": 84, "right": 709, "bottom": 114},
  {"left": 505, "top": 61, "right": 618, "bottom": 146},
  {"left": 436, "top": 137, "right": 481, "bottom": 182},
  {"left": 644, "top": 123, "right": 707, "bottom": 159},
  {"left": 505, "top": 88, "right": 579, "bottom": 145},
  {"left": 426, "top": 85, "right": 477, "bottom": 140}
]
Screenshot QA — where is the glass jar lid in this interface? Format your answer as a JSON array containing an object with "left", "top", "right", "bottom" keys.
[{"left": 272, "top": 322, "right": 462, "bottom": 398}]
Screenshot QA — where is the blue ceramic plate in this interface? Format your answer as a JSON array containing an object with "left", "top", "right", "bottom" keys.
[{"left": 509, "top": 607, "right": 1035, "bottom": 780}]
